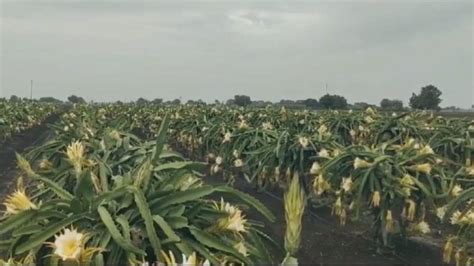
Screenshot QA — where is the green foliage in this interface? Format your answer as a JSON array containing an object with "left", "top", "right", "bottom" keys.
[
  {"left": 409, "top": 85, "right": 442, "bottom": 110},
  {"left": 233, "top": 95, "right": 252, "bottom": 107},
  {"left": 380, "top": 98, "right": 403, "bottom": 110},
  {"left": 319, "top": 94, "right": 348, "bottom": 109}
]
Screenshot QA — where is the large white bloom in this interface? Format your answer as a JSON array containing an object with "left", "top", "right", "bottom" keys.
[{"left": 53, "top": 228, "right": 84, "bottom": 261}]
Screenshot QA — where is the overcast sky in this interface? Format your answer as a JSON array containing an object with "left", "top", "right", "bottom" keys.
[{"left": 1, "top": 0, "right": 473, "bottom": 107}]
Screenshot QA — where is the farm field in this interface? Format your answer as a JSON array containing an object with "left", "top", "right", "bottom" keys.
[{"left": 0, "top": 102, "right": 473, "bottom": 265}]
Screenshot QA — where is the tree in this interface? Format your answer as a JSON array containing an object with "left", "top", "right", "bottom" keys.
[
  {"left": 152, "top": 98, "right": 163, "bottom": 105},
  {"left": 380, "top": 99, "right": 403, "bottom": 110},
  {"left": 9, "top": 95, "right": 21, "bottom": 102},
  {"left": 319, "top": 94, "right": 348, "bottom": 109},
  {"left": 409, "top": 85, "right": 442, "bottom": 110},
  {"left": 171, "top": 99, "right": 181, "bottom": 105},
  {"left": 39, "top": 97, "right": 62, "bottom": 103},
  {"left": 233, "top": 95, "right": 252, "bottom": 107},
  {"left": 352, "top": 102, "right": 373, "bottom": 110},
  {"left": 136, "top": 97, "right": 148, "bottom": 105},
  {"left": 67, "top": 95, "right": 86, "bottom": 104},
  {"left": 302, "top": 98, "right": 319, "bottom": 109},
  {"left": 226, "top": 99, "right": 236, "bottom": 106}
]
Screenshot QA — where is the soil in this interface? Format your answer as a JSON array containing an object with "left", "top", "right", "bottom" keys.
[{"left": 0, "top": 114, "right": 59, "bottom": 202}]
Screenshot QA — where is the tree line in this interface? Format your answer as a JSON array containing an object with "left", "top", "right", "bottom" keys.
[
  {"left": 4, "top": 84, "right": 445, "bottom": 110},
  {"left": 229, "top": 85, "right": 444, "bottom": 110}
]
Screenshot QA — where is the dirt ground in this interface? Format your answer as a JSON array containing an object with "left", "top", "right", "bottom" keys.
[{"left": 0, "top": 114, "right": 58, "bottom": 202}]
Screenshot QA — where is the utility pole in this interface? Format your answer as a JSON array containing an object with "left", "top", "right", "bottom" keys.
[
  {"left": 325, "top": 83, "right": 328, "bottom": 94},
  {"left": 30, "top": 80, "right": 33, "bottom": 100}
]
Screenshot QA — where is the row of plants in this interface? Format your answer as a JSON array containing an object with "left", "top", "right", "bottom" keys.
[
  {"left": 3, "top": 103, "right": 471, "bottom": 264},
  {"left": 73, "top": 104, "right": 473, "bottom": 264},
  {"left": 0, "top": 101, "right": 58, "bottom": 141},
  {"left": 0, "top": 106, "right": 277, "bottom": 265}
]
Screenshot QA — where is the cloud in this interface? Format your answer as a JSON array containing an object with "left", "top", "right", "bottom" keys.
[
  {"left": 0, "top": 1, "right": 472, "bottom": 107},
  {"left": 227, "top": 9, "right": 319, "bottom": 35}
]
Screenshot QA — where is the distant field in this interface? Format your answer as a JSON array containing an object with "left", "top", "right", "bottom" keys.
[{"left": 438, "top": 111, "right": 474, "bottom": 118}]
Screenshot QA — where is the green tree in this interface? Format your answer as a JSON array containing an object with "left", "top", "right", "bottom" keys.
[
  {"left": 152, "top": 98, "right": 163, "bottom": 104},
  {"left": 67, "top": 95, "right": 86, "bottom": 104},
  {"left": 302, "top": 98, "right": 319, "bottom": 109},
  {"left": 234, "top": 95, "right": 252, "bottom": 107},
  {"left": 409, "top": 85, "right": 442, "bottom": 110},
  {"left": 380, "top": 99, "right": 403, "bottom": 110},
  {"left": 9, "top": 95, "right": 21, "bottom": 102},
  {"left": 319, "top": 94, "right": 348, "bottom": 109},
  {"left": 39, "top": 97, "right": 62, "bottom": 103},
  {"left": 136, "top": 97, "right": 148, "bottom": 105}
]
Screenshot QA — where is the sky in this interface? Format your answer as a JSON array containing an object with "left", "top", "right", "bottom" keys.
[{"left": 0, "top": 0, "right": 473, "bottom": 107}]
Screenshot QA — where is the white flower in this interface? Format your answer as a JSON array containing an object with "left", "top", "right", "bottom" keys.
[
  {"left": 215, "top": 198, "right": 247, "bottom": 233},
  {"left": 232, "top": 149, "right": 239, "bottom": 158},
  {"left": 436, "top": 206, "right": 447, "bottom": 220},
  {"left": 310, "top": 162, "right": 321, "bottom": 175},
  {"left": 238, "top": 120, "right": 248, "bottom": 130},
  {"left": 467, "top": 167, "right": 474, "bottom": 176},
  {"left": 414, "top": 221, "right": 431, "bottom": 234},
  {"left": 215, "top": 156, "right": 223, "bottom": 165},
  {"left": 341, "top": 177, "right": 352, "bottom": 192},
  {"left": 53, "top": 228, "right": 84, "bottom": 261},
  {"left": 234, "top": 242, "right": 249, "bottom": 257},
  {"left": 299, "top": 119, "right": 305, "bottom": 125},
  {"left": 349, "top": 129, "right": 356, "bottom": 138},
  {"left": 234, "top": 159, "right": 244, "bottom": 168},
  {"left": 4, "top": 188, "right": 37, "bottom": 215},
  {"left": 222, "top": 132, "right": 232, "bottom": 143},
  {"left": 318, "top": 148, "right": 330, "bottom": 158},
  {"left": 448, "top": 210, "right": 474, "bottom": 225},
  {"left": 318, "top": 124, "right": 328, "bottom": 135},
  {"left": 353, "top": 157, "right": 372, "bottom": 169},
  {"left": 364, "top": 116, "right": 374, "bottom": 123},
  {"left": 262, "top": 122, "right": 273, "bottom": 130},
  {"left": 451, "top": 184, "right": 463, "bottom": 197},
  {"left": 365, "top": 107, "right": 376, "bottom": 115},
  {"left": 182, "top": 252, "right": 197, "bottom": 265},
  {"left": 400, "top": 174, "right": 415, "bottom": 187},
  {"left": 419, "top": 145, "right": 434, "bottom": 155},
  {"left": 413, "top": 163, "right": 432, "bottom": 174},
  {"left": 298, "top": 136, "right": 309, "bottom": 148},
  {"left": 66, "top": 141, "right": 85, "bottom": 173}
]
